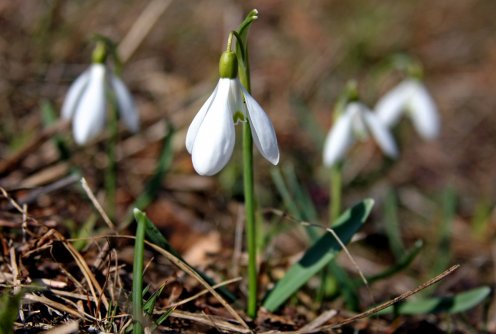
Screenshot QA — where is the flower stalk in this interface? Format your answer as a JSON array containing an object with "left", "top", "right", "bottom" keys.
[{"left": 238, "top": 58, "right": 258, "bottom": 318}]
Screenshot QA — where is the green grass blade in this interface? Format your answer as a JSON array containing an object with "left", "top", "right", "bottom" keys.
[
  {"left": 143, "top": 284, "right": 166, "bottom": 315},
  {"left": 365, "top": 240, "right": 423, "bottom": 284},
  {"left": 434, "top": 186, "right": 456, "bottom": 274},
  {"left": 384, "top": 189, "right": 405, "bottom": 260},
  {"left": 136, "top": 208, "right": 236, "bottom": 302},
  {"left": 155, "top": 307, "right": 175, "bottom": 326},
  {"left": 132, "top": 208, "right": 147, "bottom": 334},
  {"left": 0, "top": 291, "right": 22, "bottom": 334},
  {"left": 378, "top": 286, "right": 490, "bottom": 315},
  {"left": 263, "top": 199, "right": 374, "bottom": 312},
  {"left": 123, "top": 123, "right": 175, "bottom": 228},
  {"left": 328, "top": 261, "right": 360, "bottom": 311},
  {"left": 426, "top": 186, "right": 456, "bottom": 296},
  {"left": 270, "top": 167, "right": 301, "bottom": 219},
  {"left": 270, "top": 166, "right": 320, "bottom": 241},
  {"left": 289, "top": 95, "right": 326, "bottom": 147},
  {"left": 41, "top": 99, "right": 71, "bottom": 160},
  {"left": 284, "top": 164, "right": 319, "bottom": 223}
]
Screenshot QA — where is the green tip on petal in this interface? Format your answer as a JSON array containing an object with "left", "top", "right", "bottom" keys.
[
  {"left": 219, "top": 51, "right": 238, "bottom": 79},
  {"left": 233, "top": 111, "right": 245, "bottom": 123}
]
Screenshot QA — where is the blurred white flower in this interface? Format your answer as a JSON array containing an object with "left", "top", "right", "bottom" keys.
[
  {"left": 375, "top": 79, "right": 439, "bottom": 139},
  {"left": 62, "top": 63, "right": 139, "bottom": 145},
  {"left": 323, "top": 102, "right": 398, "bottom": 167},
  {"left": 186, "top": 77, "right": 279, "bottom": 176}
]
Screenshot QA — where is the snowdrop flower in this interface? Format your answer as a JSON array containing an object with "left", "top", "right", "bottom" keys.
[
  {"left": 61, "top": 48, "right": 139, "bottom": 145},
  {"left": 323, "top": 101, "right": 398, "bottom": 167},
  {"left": 186, "top": 51, "right": 279, "bottom": 176},
  {"left": 375, "top": 79, "right": 439, "bottom": 139}
]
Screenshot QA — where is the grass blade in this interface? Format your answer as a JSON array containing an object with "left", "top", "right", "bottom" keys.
[
  {"left": 135, "top": 210, "right": 236, "bottom": 302},
  {"left": 0, "top": 291, "right": 23, "bottom": 334},
  {"left": 384, "top": 188, "right": 405, "bottom": 260},
  {"left": 365, "top": 240, "right": 424, "bottom": 284},
  {"left": 263, "top": 199, "right": 374, "bottom": 312},
  {"left": 122, "top": 123, "right": 175, "bottom": 228},
  {"left": 132, "top": 208, "right": 146, "bottom": 334}
]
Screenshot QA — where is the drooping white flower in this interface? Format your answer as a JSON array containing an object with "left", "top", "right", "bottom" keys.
[
  {"left": 186, "top": 77, "right": 279, "bottom": 176},
  {"left": 61, "top": 63, "right": 139, "bottom": 145},
  {"left": 323, "top": 102, "right": 398, "bottom": 167},
  {"left": 375, "top": 79, "right": 439, "bottom": 139}
]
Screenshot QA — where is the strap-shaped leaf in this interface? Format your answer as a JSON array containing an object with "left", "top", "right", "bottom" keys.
[
  {"left": 378, "top": 286, "right": 490, "bottom": 315},
  {"left": 263, "top": 199, "right": 374, "bottom": 312}
]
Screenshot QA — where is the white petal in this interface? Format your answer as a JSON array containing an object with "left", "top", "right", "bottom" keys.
[
  {"left": 61, "top": 69, "right": 90, "bottom": 120},
  {"left": 191, "top": 79, "right": 235, "bottom": 175},
  {"left": 73, "top": 64, "right": 107, "bottom": 145},
  {"left": 408, "top": 81, "right": 440, "bottom": 139},
  {"left": 110, "top": 74, "right": 139, "bottom": 133},
  {"left": 185, "top": 81, "right": 220, "bottom": 154},
  {"left": 375, "top": 80, "right": 411, "bottom": 127},
  {"left": 323, "top": 108, "right": 355, "bottom": 167},
  {"left": 361, "top": 107, "right": 398, "bottom": 158},
  {"left": 240, "top": 85, "right": 279, "bottom": 165}
]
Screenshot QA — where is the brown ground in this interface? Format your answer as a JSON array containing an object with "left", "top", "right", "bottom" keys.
[{"left": 1, "top": 1, "right": 495, "bottom": 333}]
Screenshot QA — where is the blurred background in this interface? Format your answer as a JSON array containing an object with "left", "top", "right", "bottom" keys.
[{"left": 0, "top": 0, "right": 495, "bottom": 330}]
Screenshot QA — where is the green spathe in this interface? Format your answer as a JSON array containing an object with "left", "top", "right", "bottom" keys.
[{"left": 219, "top": 51, "right": 238, "bottom": 79}]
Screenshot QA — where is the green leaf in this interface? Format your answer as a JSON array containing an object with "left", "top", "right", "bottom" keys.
[
  {"left": 41, "top": 99, "right": 71, "bottom": 161},
  {"left": 236, "top": 9, "right": 258, "bottom": 45},
  {"left": 0, "top": 291, "right": 22, "bottom": 334},
  {"left": 263, "top": 199, "right": 374, "bottom": 312},
  {"left": 384, "top": 188, "right": 405, "bottom": 260},
  {"left": 365, "top": 240, "right": 423, "bottom": 285},
  {"left": 143, "top": 284, "right": 166, "bottom": 315},
  {"left": 122, "top": 123, "right": 175, "bottom": 228},
  {"left": 235, "top": 9, "right": 258, "bottom": 91},
  {"left": 378, "top": 286, "right": 491, "bottom": 315}
]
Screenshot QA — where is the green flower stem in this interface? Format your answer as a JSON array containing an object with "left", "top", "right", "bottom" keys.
[
  {"left": 233, "top": 8, "right": 260, "bottom": 319},
  {"left": 330, "top": 163, "right": 342, "bottom": 225},
  {"left": 132, "top": 209, "right": 146, "bottom": 334},
  {"left": 238, "top": 47, "right": 257, "bottom": 319},
  {"left": 105, "top": 103, "right": 118, "bottom": 220},
  {"left": 243, "top": 120, "right": 257, "bottom": 318}
]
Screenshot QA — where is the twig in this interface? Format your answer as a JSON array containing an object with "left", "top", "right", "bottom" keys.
[
  {"left": 165, "top": 277, "right": 242, "bottom": 309},
  {"left": 317, "top": 264, "right": 460, "bottom": 331},
  {"left": 40, "top": 320, "right": 80, "bottom": 334},
  {"left": 168, "top": 309, "right": 251, "bottom": 334},
  {"left": 53, "top": 231, "right": 110, "bottom": 314},
  {"left": 0, "top": 186, "right": 24, "bottom": 212},
  {"left": 118, "top": 0, "right": 173, "bottom": 63},
  {"left": 81, "top": 177, "right": 115, "bottom": 230},
  {"left": 146, "top": 240, "right": 250, "bottom": 331},
  {"left": 15, "top": 173, "right": 79, "bottom": 207},
  {"left": 24, "top": 293, "right": 85, "bottom": 319},
  {"left": 0, "top": 119, "right": 69, "bottom": 175},
  {"left": 297, "top": 310, "right": 338, "bottom": 333}
]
